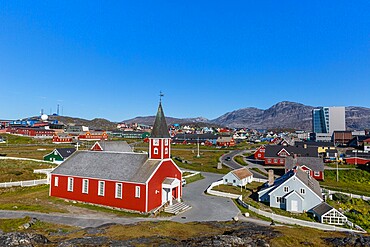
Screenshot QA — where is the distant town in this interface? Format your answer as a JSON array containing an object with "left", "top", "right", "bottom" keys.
[{"left": 0, "top": 103, "right": 369, "bottom": 245}]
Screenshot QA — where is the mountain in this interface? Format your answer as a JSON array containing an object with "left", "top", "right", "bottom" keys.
[
  {"left": 212, "top": 102, "right": 370, "bottom": 130},
  {"left": 42, "top": 101, "right": 370, "bottom": 131},
  {"left": 211, "top": 101, "right": 314, "bottom": 130},
  {"left": 49, "top": 116, "right": 117, "bottom": 130}
]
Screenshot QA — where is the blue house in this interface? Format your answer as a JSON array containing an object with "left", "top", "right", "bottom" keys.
[{"left": 258, "top": 167, "right": 323, "bottom": 213}]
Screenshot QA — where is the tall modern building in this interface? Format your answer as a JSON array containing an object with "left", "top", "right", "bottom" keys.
[{"left": 312, "top": 107, "right": 346, "bottom": 136}]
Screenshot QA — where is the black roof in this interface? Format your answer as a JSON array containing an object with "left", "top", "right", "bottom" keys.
[
  {"left": 311, "top": 202, "right": 334, "bottom": 216},
  {"left": 345, "top": 149, "right": 370, "bottom": 158},
  {"left": 151, "top": 103, "right": 170, "bottom": 138},
  {"left": 56, "top": 148, "right": 76, "bottom": 158},
  {"left": 264, "top": 145, "right": 318, "bottom": 158}
]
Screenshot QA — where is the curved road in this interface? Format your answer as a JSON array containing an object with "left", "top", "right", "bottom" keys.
[
  {"left": 221, "top": 150, "right": 267, "bottom": 179},
  {"left": 173, "top": 172, "right": 239, "bottom": 223}
]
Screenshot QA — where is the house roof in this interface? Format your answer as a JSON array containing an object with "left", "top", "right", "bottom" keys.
[
  {"left": 295, "top": 167, "right": 322, "bottom": 198},
  {"left": 311, "top": 202, "right": 333, "bottom": 216},
  {"left": 285, "top": 156, "right": 324, "bottom": 171},
  {"left": 259, "top": 167, "right": 322, "bottom": 199},
  {"left": 231, "top": 167, "right": 253, "bottom": 180},
  {"left": 51, "top": 151, "right": 161, "bottom": 183},
  {"left": 264, "top": 145, "right": 318, "bottom": 158},
  {"left": 217, "top": 136, "right": 233, "bottom": 142},
  {"left": 151, "top": 102, "right": 170, "bottom": 138},
  {"left": 92, "top": 141, "right": 132, "bottom": 152},
  {"left": 55, "top": 148, "right": 76, "bottom": 158}
]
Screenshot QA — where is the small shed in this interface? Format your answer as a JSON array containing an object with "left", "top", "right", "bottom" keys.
[
  {"left": 310, "top": 202, "right": 347, "bottom": 225},
  {"left": 223, "top": 167, "right": 253, "bottom": 187}
]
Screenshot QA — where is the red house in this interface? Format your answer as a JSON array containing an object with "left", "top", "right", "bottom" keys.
[
  {"left": 216, "top": 136, "right": 235, "bottom": 147},
  {"left": 50, "top": 103, "right": 183, "bottom": 213},
  {"left": 8, "top": 127, "right": 55, "bottom": 138},
  {"left": 254, "top": 145, "right": 266, "bottom": 160},
  {"left": 285, "top": 156, "right": 324, "bottom": 181},
  {"left": 53, "top": 134, "right": 73, "bottom": 144},
  {"left": 78, "top": 131, "right": 108, "bottom": 141}
]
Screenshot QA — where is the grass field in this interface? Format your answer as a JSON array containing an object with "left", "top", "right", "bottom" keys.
[
  {"left": 0, "top": 159, "right": 55, "bottom": 182},
  {"left": 172, "top": 149, "right": 230, "bottom": 174},
  {"left": 234, "top": 155, "right": 248, "bottom": 166},
  {"left": 184, "top": 173, "right": 204, "bottom": 184},
  {"left": 213, "top": 183, "right": 315, "bottom": 222},
  {"left": 320, "top": 169, "right": 370, "bottom": 197}
]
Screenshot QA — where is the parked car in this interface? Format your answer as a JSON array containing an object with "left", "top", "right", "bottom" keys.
[
  {"left": 225, "top": 156, "right": 231, "bottom": 161},
  {"left": 182, "top": 178, "right": 187, "bottom": 187}
]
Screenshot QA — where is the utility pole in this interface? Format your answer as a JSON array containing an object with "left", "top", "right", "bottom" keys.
[
  {"left": 197, "top": 137, "right": 200, "bottom": 158},
  {"left": 336, "top": 152, "right": 339, "bottom": 182}
]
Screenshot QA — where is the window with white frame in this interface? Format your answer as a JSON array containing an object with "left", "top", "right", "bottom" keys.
[
  {"left": 165, "top": 147, "right": 168, "bottom": 154},
  {"left": 54, "top": 176, "right": 59, "bottom": 187},
  {"left": 67, "top": 177, "right": 73, "bottom": 192},
  {"left": 98, "top": 181, "right": 105, "bottom": 196},
  {"left": 153, "top": 139, "right": 159, "bottom": 146},
  {"left": 283, "top": 186, "right": 288, "bottom": 193},
  {"left": 314, "top": 171, "right": 320, "bottom": 176},
  {"left": 115, "top": 183, "right": 122, "bottom": 199},
  {"left": 300, "top": 188, "right": 306, "bottom": 194},
  {"left": 82, "top": 179, "right": 89, "bottom": 194},
  {"left": 165, "top": 139, "right": 168, "bottom": 145},
  {"left": 154, "top": 148, "right": 158, "bottom": 154},
  {"left": 135, "top": 186, "right": 140, "bottom": 198}
]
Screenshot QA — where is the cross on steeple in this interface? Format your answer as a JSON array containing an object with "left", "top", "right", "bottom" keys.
[{"left": 159, "top": 91, "right": 164, "bottom": 103}]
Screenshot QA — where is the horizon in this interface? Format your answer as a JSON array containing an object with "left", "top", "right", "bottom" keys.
[
  {"left": 1, "top": 1, "right": 369, "bottom": 121},
  {"left": 2, "top": 100, "right": 363, "bottom": 122}
]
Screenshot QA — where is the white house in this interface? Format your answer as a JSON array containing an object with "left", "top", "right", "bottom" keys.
[{"left": 223, "top": 167, "right": 253, "bottom": 187}]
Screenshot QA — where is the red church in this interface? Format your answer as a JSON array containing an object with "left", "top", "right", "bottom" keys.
[{"left": 49, "top": 103, "right": 183, "bottom": 213}]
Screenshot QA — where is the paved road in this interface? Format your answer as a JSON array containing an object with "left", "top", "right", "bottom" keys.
[
  {"left": 220, "top": 150, "right": 267, "bottom": 179},
  {"left": 173, "top": 172, "right": 239, "bottom": 222},
  {"left": 0, "top": 210, "right": 158, "bottom": 228}
]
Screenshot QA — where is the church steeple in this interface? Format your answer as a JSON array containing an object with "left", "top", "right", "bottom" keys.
[
  {"left": 151, "top": 102, "right": 170, "bottom": 138},
  {"left": 149, "top": 102, "right": 171, "bottom": 159}
]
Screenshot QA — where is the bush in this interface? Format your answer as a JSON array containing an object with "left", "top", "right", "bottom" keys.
[{"left": 332, "top": 193, "right": 350, "bottom": 203}]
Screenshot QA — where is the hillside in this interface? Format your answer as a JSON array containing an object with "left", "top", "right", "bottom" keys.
[{"left": 37, "top": 102, "right": 370, "bottom": 131}]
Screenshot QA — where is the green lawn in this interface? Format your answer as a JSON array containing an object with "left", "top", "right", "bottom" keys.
[
  {"left": 184, "top": 173, "right": 204, "bottom": 184},
  {"left": 172, "top": 149, "right": 230, "bottom": 174},
  {"left": 327, "top": 194, "right": 370, "bottom": 232},
  {"left": 234, "top": 155, "right": 248, "bottom": 166},
  {"left": 0, "top": 159, "right": 55, "bottom": 182},
  {"left": 213, "top": 183, "right": 315, "bottom": 222},
  {"left": 320, "top": 169, "right": 370, "bottom": 196}
]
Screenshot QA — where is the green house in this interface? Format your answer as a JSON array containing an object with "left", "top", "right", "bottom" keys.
[{"left": 44, "top": 148, "right": 76, "bottom": 163}]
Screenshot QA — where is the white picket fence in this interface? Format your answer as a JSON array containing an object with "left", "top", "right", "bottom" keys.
[
  {"left": 323, "top": 188, "right": 370, "bottom": 201},
  {"left": 206, "top": 180, "right": 240, "bottom": 199},
  {"left": 206, "top": 180, "right": 366, "bottom": 233},
  {"left": 236, "top": 196, "right": 366, "bottom": 233},
  {"left": 0, "top": 179, "right": 48, "bottom": 188},
  {"left": 252, "top": 178, "right": 268, "bottom": 183},
  {"left": 183, "top": 171, "right": 201, "bottom": 179}
]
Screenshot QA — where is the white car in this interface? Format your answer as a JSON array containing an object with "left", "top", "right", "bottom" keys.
[{"left": 182, "top": 179, "right": 187, "bottom": 187}]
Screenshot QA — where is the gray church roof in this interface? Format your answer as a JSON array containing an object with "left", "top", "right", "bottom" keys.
[
  {"left": 51, "top": 151, "right": 161, "bottom": 183},
  {"left": 93, "top": 141, "right": 132, "bottom": 152},
  {"left": 151, "top": 102, "right": 170, "bottom": 138}
]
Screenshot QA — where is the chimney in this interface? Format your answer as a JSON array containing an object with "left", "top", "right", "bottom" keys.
[{"left": 268, "top": 169, "right": 274, "bottom": 186}]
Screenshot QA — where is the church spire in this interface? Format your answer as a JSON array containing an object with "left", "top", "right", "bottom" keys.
[{"left": 151, "top": 102, "right": 170, "bottom": 138}]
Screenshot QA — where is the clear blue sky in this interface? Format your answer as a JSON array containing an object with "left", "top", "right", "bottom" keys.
[{"left": 1, "top": 1, "right": 369, "bottom": 121}]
